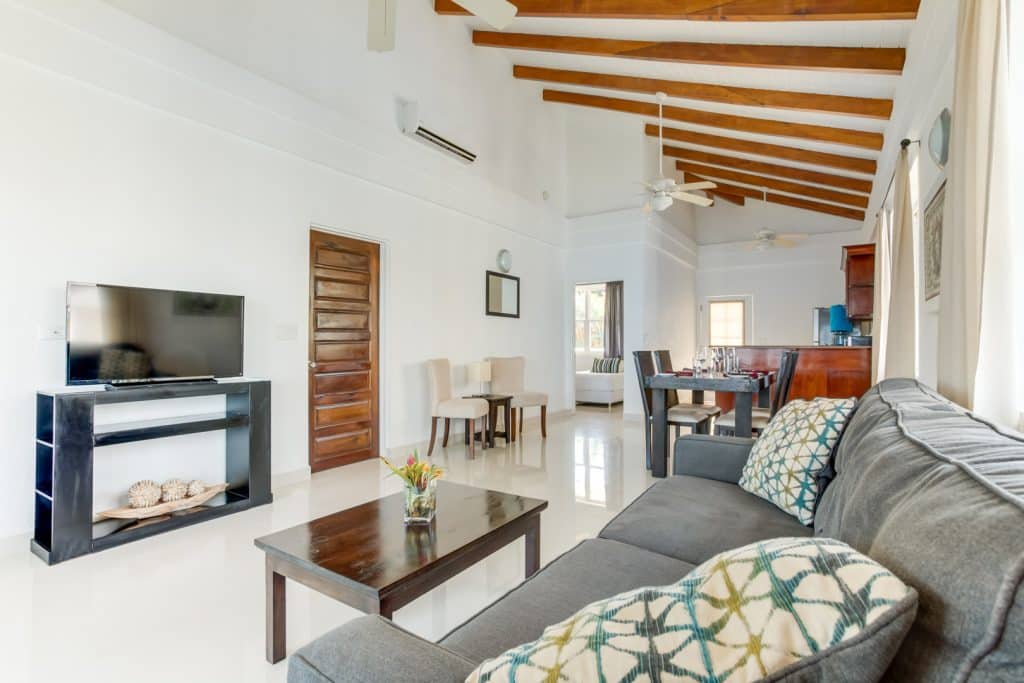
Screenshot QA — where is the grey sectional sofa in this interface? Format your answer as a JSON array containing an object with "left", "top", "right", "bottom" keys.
[{"left": 289, "top": 379, "right": 1024, "bottom": 682}]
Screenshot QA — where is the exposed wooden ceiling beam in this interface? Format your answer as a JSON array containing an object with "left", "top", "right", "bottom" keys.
[
  {"left": 677, "top": 161, "right": 869, "bottom": 208},
  {"left": 474, "top": 32, "right": 906, "bottom": 74},
  {"left": 767, "top": 192, "right": 866, "bottom": 221},
  {"left": 685, "top": 172, "right": 865, "bottom": 220},
  {"left": 645, "top": 124, "right": 877, "bottom": 175},
  {"left": 663, "top": 146, "right": 873, "bottom": 194},
  {"left": 705, "top": 189, "right": 745, "bottom": 206},
  {"left": 438, "top": 1, "right": 920, "bottom": 21},
  {"left": 513, "top": 65, "right": 893, "bottom": 119},
  {"left": 545, "top": 90, "right": 882, "bottom": 149},
  {"left": 684, "top": 173, "right": 764, "bottom": 200}
]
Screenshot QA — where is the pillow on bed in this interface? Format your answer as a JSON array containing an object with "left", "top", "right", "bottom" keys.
[{"left": 466, "top": 537, "right": 917, "bottom": 683}]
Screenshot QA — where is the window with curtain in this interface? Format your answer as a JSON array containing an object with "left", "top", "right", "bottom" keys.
[
  {"left": 937, "top": 0, "right": 1022, "bottom": 428},
  {"left": 574, "top": 283, "right": 606, "bottom": 353},
  {"left": 708, "top": 300, "right": 745, "bottom": 346},
  {"left": 1012, "top": 0, "right": 1024, "bottom": 427},
  {"left": 1007, "top": 0, "right": 1024, "bottom": 428}
]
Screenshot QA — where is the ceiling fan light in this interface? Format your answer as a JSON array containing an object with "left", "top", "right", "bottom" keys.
[{"left": 652, "top": 194, "right": 673, "bottom": 212}]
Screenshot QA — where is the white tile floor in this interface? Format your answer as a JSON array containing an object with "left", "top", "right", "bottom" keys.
[{"left": 0, "top": 407, "right": 655, "bottom": 682}]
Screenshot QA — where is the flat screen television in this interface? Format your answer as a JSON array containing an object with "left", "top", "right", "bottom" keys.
[{"left": 66, "top": 283, "right": 244, "bottom": 385}]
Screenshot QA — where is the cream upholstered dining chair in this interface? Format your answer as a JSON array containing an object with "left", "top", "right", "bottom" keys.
[
  {"left": 488, "top": 356, "right": 548, "bottom": 439},
  {"left": 426, "top": 359, "right": 489, "bottom": 459}
]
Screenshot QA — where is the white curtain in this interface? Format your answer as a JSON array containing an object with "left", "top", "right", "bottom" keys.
[
  {"left": 938, "top": 0, "right": 1020, "bottom": 427},
  {"left": 871, "top": 210, "right": 891, "bottom": 382},
  {"left": 883, "top": 147, "right": 918, "bottom": 379}
]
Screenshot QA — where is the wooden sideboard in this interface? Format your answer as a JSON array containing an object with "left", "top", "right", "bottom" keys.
[{"left": 713, "top": 346, "right": 872, "bottom": 413}]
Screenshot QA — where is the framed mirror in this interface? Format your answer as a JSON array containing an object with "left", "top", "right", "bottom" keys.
[{"left": 486, "top": 270, "right": 520, "bottom": 318}]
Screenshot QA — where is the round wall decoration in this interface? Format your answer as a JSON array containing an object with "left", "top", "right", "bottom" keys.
[
  {"left": 496, "top": 249, "right": 512, "bottom": 273},
  {"left": 928, "top": 108, "right": 951, "bottom": 169}
]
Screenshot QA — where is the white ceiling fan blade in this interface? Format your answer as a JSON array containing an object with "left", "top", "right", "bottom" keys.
[
  {"left": 774, "top": 238, "right": 804, "bottom": 248},
  {"left": 670, "top": 191, "right": 714, "bottom": 208},
  {"left": 674, "top": 181, "right": 716, "bottom": 192},
  {"left": 367, "top": 0, "right": 397, "bottom": 52},
  {"left": 453, "top": 0, "right": 518, "bottom": 29}
]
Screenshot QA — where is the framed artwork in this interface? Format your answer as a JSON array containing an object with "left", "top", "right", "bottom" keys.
[{"left": 923, "top": 180, "right": 946, "bottom": 301}]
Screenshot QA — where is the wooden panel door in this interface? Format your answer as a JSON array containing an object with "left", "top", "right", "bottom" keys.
[{"left": 308, "top": 230, "right": 379, "bottom": 472}]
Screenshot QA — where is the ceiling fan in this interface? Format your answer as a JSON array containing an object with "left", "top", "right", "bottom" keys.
[
  {"left": 742, "top": 229, "right": 809, "bottom": 251},
  {"left": 642, "top": 93, "right": 716, "bottom": 212},
  {"left": 368, "top": 0, "right": 517, "bottom": 52}
]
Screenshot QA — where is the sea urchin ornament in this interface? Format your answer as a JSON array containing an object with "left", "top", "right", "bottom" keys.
[
  {"left": 186, "top": 480, "right": 206, "bottom": 497},
  {"left": 161, "top": 478, "right": 188, "bottom": 503},
  {"left": 127, "top": 480, "right": 162, "bottom": 508}
]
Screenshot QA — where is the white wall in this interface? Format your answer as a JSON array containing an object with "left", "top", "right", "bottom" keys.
[
  {"left": 567, "top": 209, "right": 698, "bottom": 416},
  {"left": 697, "top": 231, "right": 861, "bottom": 346},
  {"left": 0, "top": 0, "right": 569, "bottom": 537}
]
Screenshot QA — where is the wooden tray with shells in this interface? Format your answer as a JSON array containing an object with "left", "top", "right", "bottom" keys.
[{"left": 97, "top": 483, "right": 229, "bottom": 520}]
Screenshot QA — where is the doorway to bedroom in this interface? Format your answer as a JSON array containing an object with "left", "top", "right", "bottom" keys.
[{"left": 573, "top": 281, "right": 624, "bottom": 415}]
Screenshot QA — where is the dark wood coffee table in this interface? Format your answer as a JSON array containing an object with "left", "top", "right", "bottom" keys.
[{"left": 254, "top": 481, "right": 548, "bottom": 663}]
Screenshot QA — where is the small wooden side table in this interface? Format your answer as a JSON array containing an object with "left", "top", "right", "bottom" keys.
[{"left": 465, "top": 393, "right": 513, "bottom": 447}]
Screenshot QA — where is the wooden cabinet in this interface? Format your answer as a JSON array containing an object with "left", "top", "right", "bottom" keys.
[{"left": 842, "top": 243, "right": 875, "bottom": 320}]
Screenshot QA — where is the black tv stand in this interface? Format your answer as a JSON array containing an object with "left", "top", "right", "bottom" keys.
[
  {"left": 32, "top": 379, "right": 271, "bottom": 565},
  {"left": 104, "top": 376, "right": 217, "bottom": 390}
]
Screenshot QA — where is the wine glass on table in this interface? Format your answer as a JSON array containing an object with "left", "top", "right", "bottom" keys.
[{"left": 693, "top": 348, "right": 706, "bottom": 376}]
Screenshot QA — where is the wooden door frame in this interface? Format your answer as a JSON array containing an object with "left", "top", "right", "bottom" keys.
[{"left": 308, "top": 224, "right": 389, "bottom": 465}]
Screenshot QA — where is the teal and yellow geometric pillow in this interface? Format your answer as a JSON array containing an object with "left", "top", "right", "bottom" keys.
[
  {"left": 739, "top": 397, "right": 857, "bottom": 524},
  {"left": 466, "top": 537, "right": 917, "bottom": 683}
]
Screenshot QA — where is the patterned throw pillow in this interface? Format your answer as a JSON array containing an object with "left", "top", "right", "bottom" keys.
[
  {"left": 739, "top": 397, "right": 857, "bottom": 525},
  {"left": 591, "top": 357, "right": 621, "bottom": 373},
  {"left": 466, "top": 537, "right": 917, "bottom": 683}
]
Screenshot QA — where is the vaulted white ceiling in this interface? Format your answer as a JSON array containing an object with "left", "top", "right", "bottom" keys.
[
  {"left": 102, "top": 0, "right": 939, "bottom": 245},
  {"left": 434, "top": 2, "right": 929, "bottom": 244}
]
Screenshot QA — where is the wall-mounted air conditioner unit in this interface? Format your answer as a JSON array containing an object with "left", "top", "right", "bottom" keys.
[{"left": 398, "top": 99, "right": 477, "bottom": 164}]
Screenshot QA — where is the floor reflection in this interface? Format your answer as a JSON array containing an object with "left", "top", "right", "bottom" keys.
[
  {"left": 574, "top": 434, "right": 624, "bottom": 509},
  {"left": 0, "top": 405, "right": 653, "bottom": 683}
]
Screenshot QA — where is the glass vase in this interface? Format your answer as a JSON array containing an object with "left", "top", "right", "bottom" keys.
[{"left": 403, "top": 479, "right": 437, "bottom": 524}]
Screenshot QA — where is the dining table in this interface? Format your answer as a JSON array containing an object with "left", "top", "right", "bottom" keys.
[{"left": 644, "top": 370, "right": 775, "bottom": 478}]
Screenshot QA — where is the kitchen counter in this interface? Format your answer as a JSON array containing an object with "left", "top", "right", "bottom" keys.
[
  {"left": 732, "top": 345, "right": 871, "bottom": 349},
  {"left": 712, "top": 346, "right": 872, "bottom": 412}
]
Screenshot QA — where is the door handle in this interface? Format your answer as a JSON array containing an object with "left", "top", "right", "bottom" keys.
[{"left": 308, "top": 361, "right": 317, "bottom": 369}]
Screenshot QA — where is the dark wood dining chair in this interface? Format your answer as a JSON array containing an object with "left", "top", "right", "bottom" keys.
[
  {"left": 634, "top": 350, "right": 717, "bottom": 471},
  {"left": 715, "top": 349, "right": 800, "bottom": 437},
  {"left": 653, "top": 349, "right": 722, "bottom": 420}
]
